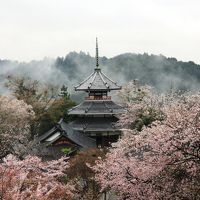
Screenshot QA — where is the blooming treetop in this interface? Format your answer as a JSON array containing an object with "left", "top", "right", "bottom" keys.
[
  {"left": 94, "top": 92, "right": 200, "bottom": 199},
  {"left": 0, "top": 95, "right": 34, "bottom": 158},
  {"left": 0, "top": 154, "right": 74, "bottom": 200}
]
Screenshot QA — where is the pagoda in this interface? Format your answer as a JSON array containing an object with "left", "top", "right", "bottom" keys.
[{"left": 39, "top": 39, "right": 125, "bottom": 155}]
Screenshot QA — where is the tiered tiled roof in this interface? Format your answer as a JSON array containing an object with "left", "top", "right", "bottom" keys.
[
  {"left": 75, "top": 68, "right": 121, "bottom": 91},
  {"left": 71, "top": 116, "right": 119, "bottom": 132},
  {"left": 68, "top": 100, "right": 125, "bottom": 115},
  {"left": 75, "top": 38, "right": 121, "bottom": 91}
]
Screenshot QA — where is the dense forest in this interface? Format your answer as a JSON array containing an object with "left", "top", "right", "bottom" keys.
[{"left": 1, "top": 52, "right": 200, "bottom": 96}]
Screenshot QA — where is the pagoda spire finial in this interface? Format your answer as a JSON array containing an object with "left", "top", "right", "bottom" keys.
[{"left": 96, "top": 37, "right": 99, "bottom": 68}]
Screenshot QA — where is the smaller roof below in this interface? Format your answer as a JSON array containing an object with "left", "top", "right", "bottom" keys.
[
  {"left": 75, "top": 68, "right": 121, "bottom": 91},
  {"left": 71, "top": 116, "right": 119, "bottom": 132},
  {"left": 38, "top": 119, "right": 96, "bottom": 149},
  {"left": 68, "top": 100, "right": 126, "bottom": 115}
]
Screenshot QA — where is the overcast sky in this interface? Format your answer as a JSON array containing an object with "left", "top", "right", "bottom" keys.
[{"left": 0, "top": 0, "right": 199, "bottom": 63}]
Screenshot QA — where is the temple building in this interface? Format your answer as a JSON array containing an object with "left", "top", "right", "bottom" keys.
[{"left": 39, "top": 39, "right": 126, "bottom": 156}]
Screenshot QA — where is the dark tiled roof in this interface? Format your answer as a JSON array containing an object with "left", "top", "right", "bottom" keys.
[
  {"left": 68, "top": 100, "right": 126, "bottom": 115},
  {"left": 38, "top": 119, "right": 96, "bottom": 149},
  {"left": 38, "top": 126, "right": 59, "bottom": 142},
  {"left": 75, "top": 68, "right": 121, "bottom": 91},
  {"left": 71, "top": 116, "right": 119, "bottom": 132},
  {"left": 60, "top": 122, "right": 96, "bottom": 148}
]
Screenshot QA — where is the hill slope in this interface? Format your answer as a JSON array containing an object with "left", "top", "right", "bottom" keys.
[
  {"left": 1, "top": 52, "right": 200, "bottom": 94},
  {"left": 55, "top": 52, "right": 200, "bottom": 91}
]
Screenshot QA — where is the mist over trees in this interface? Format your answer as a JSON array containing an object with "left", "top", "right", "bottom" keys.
[{"left": 1, "top": 52, "right": 200, "bottom": 98}]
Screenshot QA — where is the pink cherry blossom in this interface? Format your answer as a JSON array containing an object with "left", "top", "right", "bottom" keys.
[
  {"left": 0, "top": 95, "right": 35, "bottom": 158},
  {"left": 94, "top": 85, "right": 200, "bottom": 199},
  {"left": 0, "top": 154, "right": 74, "bottom": 200}
]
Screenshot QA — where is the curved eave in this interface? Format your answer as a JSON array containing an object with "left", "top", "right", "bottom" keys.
[
  {"left": 68, "top": 100, "right": 126, "bottom": 115},
  {"left": 72, "top": 128, "right": 120, "bottom": 132},
  {"left": 74, "top": 86, "right": 121, "bottom": 92},
  {"left": 68, "top": 111, "right": 125, "bottom": 115},
  {"left": 74, "top": 68, "right": 122, "bottom": 91}
]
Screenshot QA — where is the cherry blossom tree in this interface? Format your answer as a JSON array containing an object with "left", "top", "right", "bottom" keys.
[
  {"left": 117, "top": 81, "right": 166, "bottom": 131},
  {"left": 94, "top": 92, "right": 200, "bottom": 199},
  {"left": 117, "top": 80, "right": 152, "bottom": 105},
  {"left": 117, "top": 81, "right": 187, "bottom": 131},
  {"left": 0, "top": 154, "right": 74, "bottom": 200},
  {"left": 0, "top": 95, "right": 34, "bottom": 158}
]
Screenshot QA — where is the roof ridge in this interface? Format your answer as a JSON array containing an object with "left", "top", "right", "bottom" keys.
[
  {"left": 74, "top": 71, "right": 95, "bottom": 89},
  {"left": 68, "top": 101, "right": 84, "bottom": 112},
  {"left": 83, "top": 121, "right": 89, "bottom": 131},
  {"left": 98, "top": 70, "right": 109, "bottom": 89},
  {"left": 88, "top": 70, "right": 97, "bottom": 89},
  {"left": 103, "top": 101, "right": 113, "bottom": 113},
  {"left": 85, "top": 101, "right": 93, "bottom": 113},
  {"left": 75, "top": 69, "right": 121, "bottom": 91},
  {"left": 101, "top": 71, "right": 118, "bottom": 85}
]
